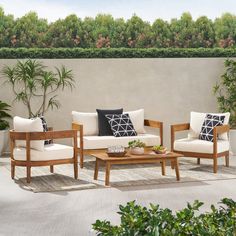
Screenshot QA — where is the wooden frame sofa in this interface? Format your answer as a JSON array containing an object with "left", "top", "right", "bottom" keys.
[{"left": 72, "top": 116, "right": 163, "bottom": 168}]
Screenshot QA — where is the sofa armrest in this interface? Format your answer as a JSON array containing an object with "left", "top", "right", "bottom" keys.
[
  {"left": 144, "top": 119, "right": 163, "bottom": 146},
  {"left": 72, "top": 122, "right": 83, "bottom": 151},
  {"left": 72, "top": 122, "right": 82, "bottom": 131},
  {"left": 171, "top": 123, "right": 190, "bottom": 151}
]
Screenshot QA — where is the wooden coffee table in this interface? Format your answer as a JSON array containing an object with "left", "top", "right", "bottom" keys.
[{"left": 91, "top": 151, "right": 183, "bottom": 186}]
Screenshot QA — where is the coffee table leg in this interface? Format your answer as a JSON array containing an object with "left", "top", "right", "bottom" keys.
[
  {"left": 171, "top": 160, "right": 175, "bottom": 169},
  {"left": 161, "top": 161, "right": 166, "bottom": 175},
  {"left": 105, "top": 162, "right": 111, "bottom": 186},
  {"left": 175, "top": 159, "right": 180, "bottom": 181},
  {"left": 94, "top": 158, "right": 99, "bottom": 180}
]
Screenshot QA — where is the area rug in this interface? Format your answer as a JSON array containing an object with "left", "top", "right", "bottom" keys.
[{"left": 3, "top": 156, "right": 236, "bottom": 193}]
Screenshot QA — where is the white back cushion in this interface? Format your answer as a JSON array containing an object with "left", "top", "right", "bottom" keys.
[
  {"left": 13, "top": 116, "right": 44, "bottom": 151},
  {"left": 188, "top": 111, "right": 230, "bottom": 140},
  {"left": 72, "top": 111, "right": 98, "bottom": 136},
  {"left": 125, "top": 109, "right": 145, "bottom": 134}
]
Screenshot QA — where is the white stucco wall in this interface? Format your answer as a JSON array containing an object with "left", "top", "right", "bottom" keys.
[{"left": 0, "top": 58, "right": 227, "bottom": 147}]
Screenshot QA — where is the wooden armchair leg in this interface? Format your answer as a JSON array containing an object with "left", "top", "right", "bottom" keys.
[
  {"left": 50, "top": 165, "right": 54, "bottom": 173},
  {"left": 197, "top": 158, "right": 200, "bottom": 165},
  {"left": 74, "top": 162, "right": 78, "bottom": 179},
  {"left": 26, "top": 166, "right": 31, "bottom": 183},
  {"left": 11, "top": 163, "right": 15, "bottom": 179},
  {"left": 225, "top": 153, "right": 229, "bottom": 167},
  {"left": 213, "top": 157, "right": 217, "bottom": 173},
  {"left": 79, "top": 148, "right": 84, "bottom": 168}
]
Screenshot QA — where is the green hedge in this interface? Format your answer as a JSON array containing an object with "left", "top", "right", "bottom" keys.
[{"left": 0, "top": 48, "right": 236, "bottom": 59}]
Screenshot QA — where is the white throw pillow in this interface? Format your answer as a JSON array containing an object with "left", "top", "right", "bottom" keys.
[
  {"left": 13, "top": 116, "right": 44, "bottom": 151},
  {"left": 125, "top": 109, "right": 146, "bottom": 134},
  {"left": 72, "top": 111, "right": 98, "bottom": 136},
  {"left": 188, "top": 111, "right": 230, "bottom": 140}
]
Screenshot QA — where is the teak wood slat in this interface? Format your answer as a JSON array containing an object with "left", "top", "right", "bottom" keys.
[
  {"left": 10, "top": 129, "right": 78, "bottom": 183},
  {"left": 72, "top": 118, "right": 164, "bottom": 168},
  {"left": 171, "top": 123, "right": 230, "bottom": 173}
]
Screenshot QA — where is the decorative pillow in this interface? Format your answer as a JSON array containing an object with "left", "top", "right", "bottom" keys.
[
  {"left": 72, "top": 111, "right": 98, "bottom": 136},
  {"left": 125, "top": 109, "right": 146, "bottom": 134},
  {"left": 105, "top": 113, "right": 137, "bottom": 137},
  {"left": 188, "top": 111, "right": 230, "bottom": 140},
  {"left": 13, "top": 116, "right": 44, "bottom": 151},
  {"left": 96, "top": 108, "right": 123, "bottom": 136},
  {"left": 40, "top": 116, "right": 52, "bottom": 145},
  {"left": 199, "top": 114, "right": 225, "bottom": 142}
]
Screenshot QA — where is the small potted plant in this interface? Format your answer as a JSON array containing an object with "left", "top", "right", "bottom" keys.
[
  {"left": 152, "top": 145, "right": 167, "bottom": 154},
  {"left": 128, "top": 140, "right": 146, "bottom": 155},
  {"left": 0, "top": 100, "right": 11, "bottom": 155},
  {"left": 213, "top": 59, "right": 236, "bottom": 154}
]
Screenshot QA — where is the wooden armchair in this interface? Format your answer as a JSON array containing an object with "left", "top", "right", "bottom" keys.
[
  {"left": 171, "top": 123, "right": 230, "bottom": 173},
  {"left": 72, "top": 119, "right": 163, "bottom": 168},
  {"left": 10, "top": 129, "right": 78, "bottom": 183}
]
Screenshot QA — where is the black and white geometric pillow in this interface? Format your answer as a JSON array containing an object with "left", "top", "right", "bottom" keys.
[
  {"left": 105, "top": 113, "right": 137, "bottom": 137},
  {"left": 39, "top": 116, "right": 53, "bottom": 145},
  {"left": 199, "top": 114, "right": 225, "bottom": 142}
]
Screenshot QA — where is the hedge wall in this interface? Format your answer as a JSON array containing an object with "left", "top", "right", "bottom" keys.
[{"left": 0, "top": 48, "right": 236, "bottom": 59}]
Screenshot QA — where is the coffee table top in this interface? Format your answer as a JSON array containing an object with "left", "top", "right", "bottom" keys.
[{"left": 91, "top": 151, "right": 183, "bottom": 161}]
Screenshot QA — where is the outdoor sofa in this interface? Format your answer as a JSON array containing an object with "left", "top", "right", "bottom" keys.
[{"left": 72, "top": 109, "right": 163, "bottom": 168}]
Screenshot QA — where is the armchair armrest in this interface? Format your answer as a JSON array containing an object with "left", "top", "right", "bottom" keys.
[
  {"left": 144, "top": 119, "right": 163, "bottom": 146},
  {"left": 171, "top": 123, "right": 190, "bottom": 151},
  {"left": 171, "top": 123, "right": 190, "bottom": 132},
  {"left": 10, "top": 130, "right": 77, "bottom": 141},
  {"left": 213, "top": 125, "right": 230, "bottom": 155},
  {"left": 213, "top": 124, "right": 230, "bottom": 135}
]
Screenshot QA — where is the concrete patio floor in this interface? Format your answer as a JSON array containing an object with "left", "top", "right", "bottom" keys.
[{"left": 0, "top": 155, "right": 236, "bottom": 236}]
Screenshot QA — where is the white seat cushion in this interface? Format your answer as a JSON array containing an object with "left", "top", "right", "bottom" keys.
[
  {"left": 14, "top": 144, "right": 74, "bottom": 161},
  {"left": 174, "top": 138, "right": 229, "bottom": 154},
  {"left": 78, "top": 133, "right": 160, "bottom": 149}
]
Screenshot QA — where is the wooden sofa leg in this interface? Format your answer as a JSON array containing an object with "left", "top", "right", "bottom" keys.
[
  {"left": 27, "top": 166, "right": 31, "bottom": 183},
  {"left": 50, "top": 165, "right": 54, "bottom": 173},
  {"left": 79, "top": 148, "right": 84, "bottom": 168},
  {"left": 213, "top": 158, "right": 217, "bottom": 173},
  {"left": 11, "top": 162, "right": 15, "bottom": 179},
  {"left": 225, "top": 153, "right": 229, "bottom": 167},
  {"left": 197, "top": 158, "right": 200, "bottom": 165}
]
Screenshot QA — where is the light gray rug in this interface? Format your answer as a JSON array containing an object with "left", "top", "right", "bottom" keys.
[{"left": 3, "top": 157, "right": 236, "bottom": 193}]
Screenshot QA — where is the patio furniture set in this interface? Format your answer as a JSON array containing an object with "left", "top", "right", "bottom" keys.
[{"left": 9, "top": 109, "right": 230, "bottom": 186}]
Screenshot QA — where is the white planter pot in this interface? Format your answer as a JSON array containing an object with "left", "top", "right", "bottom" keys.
[
  {"left": 229, "top": 129, "right": 236, "bottom": 155},
  {"left": 0, "top": 130, "right": 9, "bottom": 155},
  {"left": 130, "top": 147, "right": 144, "bottom": 155}
]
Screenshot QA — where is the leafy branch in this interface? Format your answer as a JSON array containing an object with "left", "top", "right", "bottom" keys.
[{"left": 2, "top": 59, "right": 75, "bottom": 117}]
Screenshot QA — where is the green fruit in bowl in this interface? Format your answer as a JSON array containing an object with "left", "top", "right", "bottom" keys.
[{"left": 152, "top": 145, "right": 167, "bottom": 154}]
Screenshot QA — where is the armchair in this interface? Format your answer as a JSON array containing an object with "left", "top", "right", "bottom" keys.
[
  {"left": 10, "top": 129, "right": 78, "bottom": 183},
  {"left": 171, "top": 122, "right": 230, "bottom": 173}
]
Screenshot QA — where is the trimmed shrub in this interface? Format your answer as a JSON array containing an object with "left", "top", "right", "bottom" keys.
[{"left": 0, "top": 48, "right": 236, "bottom": 58}]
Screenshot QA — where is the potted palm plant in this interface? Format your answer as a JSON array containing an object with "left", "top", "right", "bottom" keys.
[
  {"left": 213, "top": 59, "right": 236, "bottom": 154},
  {"left": 2, "top": 59, "right": 74, "bottom": 118},
  {"left": 0, "top": 100, "right": 11, "bottom": 155}
]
